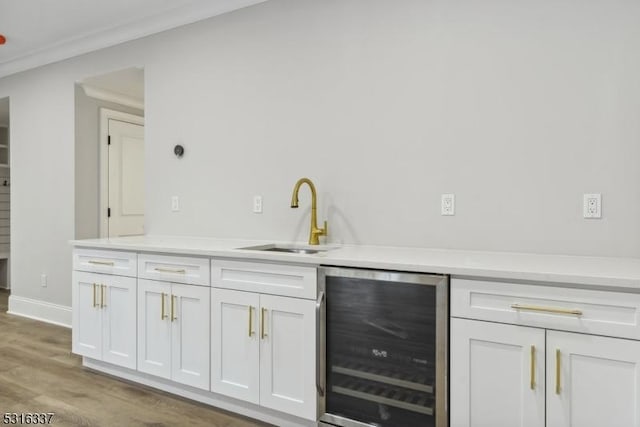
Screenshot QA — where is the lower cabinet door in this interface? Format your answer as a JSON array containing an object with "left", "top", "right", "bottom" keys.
[
  {"left": 171, "top": 284, "right": 210, "bottom": 390},
  {"left": 137, "top": 279, "right": 172, "bottom": 379},
  {"left": 101, "top": 275, "right": 137, "bottom": 369},
  {"left": 547, "top": 331, "right": 640, "bottom": 427},
  {"left": 72, "top": 272, "right": 103, "bottom": 360},
  {"left": 211, "top": 288, "right": 260, "bottom": 403},
  {"left": 450, "top": 318, "right": 545, "bottom": 427},
  {"left": 259, "top": 294, "right": 317, "bottom": 420}
]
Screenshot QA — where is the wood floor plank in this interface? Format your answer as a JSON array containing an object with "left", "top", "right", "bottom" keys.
[{"left": 0, "top": 290, "right": 269, "bottom": 427}]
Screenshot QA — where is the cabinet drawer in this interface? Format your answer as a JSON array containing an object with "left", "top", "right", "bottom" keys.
[
  {"left": 451, "top": 278, "right": 640, "bottom": 340},
  {"left": 73, "top": 248, "right": 136, "bottom": 277},
  {"left": 211, "top": 259, "right": 316, "bottom": 299},
  {"left": 138, "top": 253, "right": 210, "bottom": 286}
]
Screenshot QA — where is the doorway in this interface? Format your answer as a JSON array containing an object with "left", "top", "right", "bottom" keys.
[{"left": 74, "top": 67, "right": 144, "bottom": 240}]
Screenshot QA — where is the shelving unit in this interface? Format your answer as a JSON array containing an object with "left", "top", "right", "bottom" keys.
[
  {"left": 0, "top": 125, "right": 8, "bottom": 168},
  {"left": 0, "top": 124, "right": 9, "bottom": 288}
]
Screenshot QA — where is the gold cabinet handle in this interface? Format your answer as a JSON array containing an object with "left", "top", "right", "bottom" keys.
[
  {"left": 555, "top": 349, "right": 561, "bottom": 394},
  {"left": 248, "top": 306, "right": 254, "bottom": 337},
  {"left": 261, "top": 308, "right": 268, "bottom": 339},
  {"left": 161, "top": 293, "right": 168, "bottom": 320},
  {"left": 88, "top": 260, "right": 115, "bottom": 266},
  {"left": 154, "top": 267, "right": 186, "bottom": 274},
  {"left": 92, "top": 283, "right": 98, "bottom": 307},
  {"left": 530, "top": 345, "right": 536, "bottom": 390},
  {"left": 171, "top": 295, "right": 177, "bottom": 321},
  {"left": 511, "top": 304, "right": 582, "bottom": 316},
  {"left": 100, "top": 284, "right": 107, "bottom": 308}
]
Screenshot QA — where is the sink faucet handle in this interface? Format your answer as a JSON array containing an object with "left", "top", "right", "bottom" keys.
[
  {"left": 312, "top": 220, "right": 328, "bottom": 237},
  {"left": 311, "top": 221, "right": 327, "bottom": 239}
]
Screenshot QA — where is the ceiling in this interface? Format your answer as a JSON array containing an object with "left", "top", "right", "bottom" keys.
[{"left": 0, "top": 0, "right": 266, "bottom": 78}]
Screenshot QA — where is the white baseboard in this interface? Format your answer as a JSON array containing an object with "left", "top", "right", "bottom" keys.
[
  {"left": 7, "top": 295, "right": 72, "bottom": 328},
  {"left": 83, "top": 358, "right": 316, "bottom": 427}
]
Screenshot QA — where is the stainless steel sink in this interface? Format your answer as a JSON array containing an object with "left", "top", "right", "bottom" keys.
[{"left": 238, "top": 244, "right": 333, "bottom": 255}]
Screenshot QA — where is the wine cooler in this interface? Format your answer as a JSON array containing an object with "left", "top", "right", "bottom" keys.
[{"left": 318, "top": 267, "right": 448, "bottom": 427}]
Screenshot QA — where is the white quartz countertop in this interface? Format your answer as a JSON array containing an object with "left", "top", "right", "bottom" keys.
[{"left": 70, "top": 235, "right": 640, "bottom": 291}]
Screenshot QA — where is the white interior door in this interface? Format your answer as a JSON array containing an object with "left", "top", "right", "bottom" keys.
[{"left": 108, "top": 118, "right": 144, "bottom": 237}]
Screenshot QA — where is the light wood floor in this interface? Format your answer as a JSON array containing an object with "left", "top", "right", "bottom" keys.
[{"left": 0, "top": 289, "right": 269, "bottom": 427}]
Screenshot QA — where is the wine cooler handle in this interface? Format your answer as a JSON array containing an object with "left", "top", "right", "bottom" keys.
[{"left": 316, "top": 290, "right": 325, "bottom": 397}]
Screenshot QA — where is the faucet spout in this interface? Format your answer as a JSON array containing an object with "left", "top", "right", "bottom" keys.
[{"left": 290, "top": 177, "right": 327, "bottom": 245}]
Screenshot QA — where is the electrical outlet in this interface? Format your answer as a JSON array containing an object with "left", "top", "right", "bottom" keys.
[
  {"left": 441, "top": 194, "right": 455, "bottom": 216},
  {"left": 583, "top": 193, "right": 601, "bottom": 219},
  {"left": 171, "top": 196, "right": 180, "bottom": 212},
  {"left": 253, "top": 195, "right": 263, "bottom": 213},
  {"left": 41, "top": 274, "right": 47, "bottom": 287}
]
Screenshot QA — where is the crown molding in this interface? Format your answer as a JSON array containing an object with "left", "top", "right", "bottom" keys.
[
  {"left": 82, "top": 84, "right": 144, "bottom": 110},
  {"left": 0, "top": 0, "right": 267, "bottom": 79}
]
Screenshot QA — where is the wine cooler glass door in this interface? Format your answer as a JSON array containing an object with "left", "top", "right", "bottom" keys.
[{"left": 320, "top": 268, "right": 448, "bottom": 427}]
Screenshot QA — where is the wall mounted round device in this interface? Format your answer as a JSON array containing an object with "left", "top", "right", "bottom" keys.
[{"left": 174, "top": 144, "right": 184, "bottom": 158}]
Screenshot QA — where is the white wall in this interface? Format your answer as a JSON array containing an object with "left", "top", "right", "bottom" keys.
[
  {"left": 0, "top": 42, "right": 147, "bottom": 309},
  {"left": 145, "top": 0, "right": 640, "bottom": 256},
  {"left": 0, "top": 0, "right": 639, "bottom": 314}
]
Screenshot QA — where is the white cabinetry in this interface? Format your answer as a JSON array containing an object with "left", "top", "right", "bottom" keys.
[
  {"left": 138, "top": 278, "right": 210, "bottom": 390},
  {"left": 546, "top": 331, "right": 640, "bottom": 427},
  {"left": 451, "top": 278, "right": 640, "bottom": 427},
  {"left": 73, "top": 248, "right": 137, "bottom": 277},
  {"left": 451, "top": 318, "right": 545, "bottom": 427},
  {"left": 211, "top": 260, "right": 318, "bottom": 421},
  {"left": 259, "top": 293, "right": 316, "bottom": 419},
  {"left": 211, "top": 288, "right": 260, "bottom": 403},
  {"left": 138, "top": 253, "right": 210, "bottom": 286},
  {"left": 72, "top": 269, "right": 137, "bottom": 369},
  {"left": 72, "top": 247, "right": 319, "bottom": 425}
]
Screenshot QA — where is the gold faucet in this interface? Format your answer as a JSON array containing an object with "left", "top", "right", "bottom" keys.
[{"left": 291, "top": 177, "right": 328, "bottom": 245}]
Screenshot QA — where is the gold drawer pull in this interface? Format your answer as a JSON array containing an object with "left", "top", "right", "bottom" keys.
[
  {"left": 555, "top": 349, "right": 561, "bottom": 394},
  {"left": 88, "top": 260, "right": 115, "bottom": 266},
  {"left": 100, "top": 284, "right": 107, "bottom": 308},
  {"left": 248, "top": 306, "right": 255, "bottom": 337},
  {"left": 511, "top": 304, "right": 582, "bottom": 316},
  {"left": 530, "top": 345, "right": 536, "bottom": 390},
  {"left": 261, "top": 308, "right": 268, "bottom": 339},
  {"left": 154, "top": 267, "right": 186, "bottom": 274},
  {"left": 92, "top": 283, "right": 98, "bottom": 307},
  {"left": 161, "top": 293, "right": 168, "bottom": 320},
  {"left": 171, "top": 295, "right": 177, "bottom": 321}
]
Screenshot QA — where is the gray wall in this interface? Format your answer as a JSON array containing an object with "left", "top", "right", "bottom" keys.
[
  {"left": 0, "top": 0, "right": 638, "bottom": 312},
  {"left": 145, "top": 0, "right": 640, "bottom": 256},
  {"left": 74, "top": 87, "right": 143, "bottom": 239}
]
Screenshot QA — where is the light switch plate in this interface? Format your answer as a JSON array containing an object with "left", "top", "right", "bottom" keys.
[
  {"left": 171, "top": 196, "right": 180, "bottom": 212},
  {"left": 253, "top": 196, "right": 263, "bottom": 213}
]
